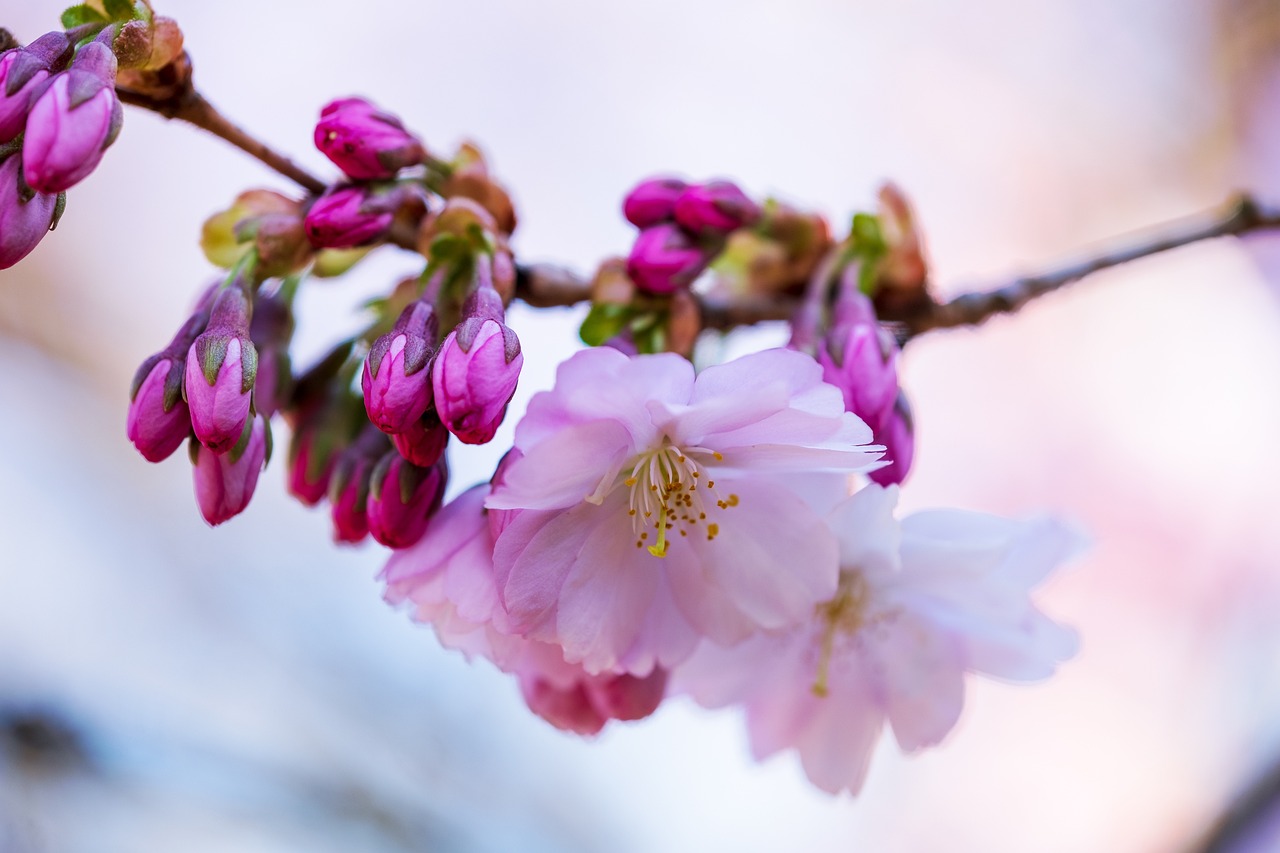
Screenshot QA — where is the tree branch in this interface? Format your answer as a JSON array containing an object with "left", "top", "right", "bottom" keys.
[{"left": 518, "top": 195, "right": 1280, "bottom": 340}]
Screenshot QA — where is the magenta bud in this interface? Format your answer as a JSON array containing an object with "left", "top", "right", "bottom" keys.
[
  {"left": 313, "top": 97, "right": 425, "bottom": 181},
  {"left": 433, "top": 318, "right": 523, "bottom": 445},
  {"left": 248, "top": 289, "right": 295, "bottom": 419},
  {"left": 519, "top": 667, "right": 668, "bottom": 737},
  {"left": 622, "top": 177, "right": 687, "bottom": 229},
  {"left": 868, "top": 393, "right": 915, "bottom": 487},
  {"left": 127, "top": 356, "right": 190, "bottom": 462},
  {"left": 625, "top": 223, "right": 708, "bottom": 295},
  {"left": 328, "top": 427, "right": 389, "bottom": 544},
  {"left": 0, "top": 33, "right": 70, "bottom": 143},
  {"left": 367, "top": 453, "right": 447, "bottom": 549},
  {"left": 390, "top": 411, "right": 449, "bottom": 468},
  {"left": 673, "top": 180, "right": 761, "bottom": 236},
  {"left": 185, "top": 287, "right": 258, "bottom": 455},
  {"left": 191, "top": 415, "right": 270, "bottom": 526},
  {"left": 816, "top": 294, "right": 899, "bottom": 423},
  {"left": 21, "top": 42, "right": 122, "bottom": 193},
  {"left": 303, "top": 184, "right": 398, "bottom": 249},
  {"left": 0, "top": 154, "right": 59, "bottom": 269},
  {"left": 362, "top": 301, "right": 438, "bottom": 434},
  {"left": 287, "top": 425, "right": 337, "bottom": 506}
]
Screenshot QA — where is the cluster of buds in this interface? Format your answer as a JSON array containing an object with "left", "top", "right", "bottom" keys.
[
  {"left": 622, "top": 177, "right": 761, "bottom": 295},
  {"left": 127, "top": 277, "right": 273, "bottom": 525},
  {"left": 0, "top": 27, "right": 123, "bottom": 268},
  {"left": 304, "top": 97, "right": 430, "bottom": 250}
]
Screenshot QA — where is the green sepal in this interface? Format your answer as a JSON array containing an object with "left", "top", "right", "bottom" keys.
[
  {"left": 51, "top": 194, "right": 67, "bottom": 231},
  {"left": 848, "top": 212, "right": 887, "bottom": 295},
  {"left": 161, "top": 358, "right": 184, "bottom": 413},
  {"left": 196, "top": 336, "right": 228, "bottom": 386},
  {"left": 579, "top": 302, "right": 634, "bottom": 347},
  {"left": 398, "top": 457, "right": 418, "bottom": 506},
  {"left": 61, "top": 5, "right": 108, "bottom": 27},
  {"left": 629, "top": 309, "right": 667, "bottom": 355},
  {"left": 261, "top": 418, "right": 273, "bottom": 467},
  {"left": 186, "top": 435, "right": 201, "bottom": 466},
  {"left": 102, "top": 0, "right": 137, "bottom": 21},
  {"left": 313, "top": 247, "right": 371, "bottom": 278},
  {"left": 226, "top": 417, "right": 254, "bottom": 464},
  {"left": 240, "top": 340, "right": 259, "bottom": 394}
]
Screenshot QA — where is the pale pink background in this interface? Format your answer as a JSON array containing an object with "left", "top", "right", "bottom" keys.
[{"left": 1, "top": 1, "right": 1278, "bottom": 851}]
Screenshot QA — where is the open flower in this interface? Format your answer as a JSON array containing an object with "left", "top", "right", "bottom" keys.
[
  {"left": 675, "top": 484, "right": 1081, "bottom": 795},
  {"left": 485, "top": 346, "right": 883, "bottom": 676},
  {"left": 381, "top": 484, "right": 668, "bottom": 735}
]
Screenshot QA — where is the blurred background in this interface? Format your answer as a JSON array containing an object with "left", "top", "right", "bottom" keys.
[{"left": 2, "top": 0, "right": 1280, "bottom": 850}]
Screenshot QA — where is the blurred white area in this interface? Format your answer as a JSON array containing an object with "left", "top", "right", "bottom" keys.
[{"left": 2, "top": 0, "right": 1280, "bottom": 850}]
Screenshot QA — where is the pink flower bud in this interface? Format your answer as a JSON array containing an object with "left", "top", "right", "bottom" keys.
[
  {"left": 815, "top": 293, "right": 899, "bottom": 422},
  {"left": 518, "top": 667, "right": 668, "bottom": 737},
  {"left": 390, "top": 411, "right": 449, "bottom": 468},
  {"left": 367, "top": 454, "right": 447, "bottom": 549},
  {"left": 248, "top": 289, "right": 295, "bottom": 418},
  {"left": 625, "top": 223, "right": 709, "bottom": 295},
  {"left": 0, "top": 154, "right": 59, "bottom": 269},
  {"left": 0, "top": 33, "right": 71, "bottom": 144},
  {"left": 303, "top": 184, "right": 400, "bottom": 249},
  {"left": 287, "top": 425, "right": 338, "bottom": 506},
  {"left": 21, "top": 42, "right": 122, "bottom": 193},
  {"left": 362, "top": 301, "right": 438, "bottom": 435},
  {"left": 673, "top": 180, "right": 761, "bottom": 236},
  {"left": 868, "top": 393, "right": 915, "bottom": 487},
  {"left": 328, "top": 426, "right": 389, "bottom": 543},
  {"left": 127, "top": 356, "right": 190, "bottom": 462},
  {"left": 185, "top": 288, "right": 258, "bottom": 455},
  {"left": 622, "top": 177, "right": 687, "bottom": 229},
  {"left": 433, "top": 315, "right": 523, "bottom": 446},
  {"left": 313, "top": 97, "right": 425, "bottom": 181},
  {"left": 191, "top": 415, "right": 270, "bottom": 526}
]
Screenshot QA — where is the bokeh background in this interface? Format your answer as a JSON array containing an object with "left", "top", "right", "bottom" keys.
[{"left": 3, "top": 0, "right": 1280, "bottom": 850}]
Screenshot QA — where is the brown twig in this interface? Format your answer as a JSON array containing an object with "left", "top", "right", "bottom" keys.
[
  {"left": 117, "top": 77, "right": 1280, "bottom": 340},
  {"left": 520, "top": 195, "right": 1280, "bottom": 340},
  {"left": 1188, "top": 754, "right": 1280, "bottom": 853}
]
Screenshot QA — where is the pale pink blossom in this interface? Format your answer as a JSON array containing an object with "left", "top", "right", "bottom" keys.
[
  {"left": 676, "top": 484, "right": 1080, "bottom": 795},
  {"left": 381, "top": 484, "right": 668, "bottom": 734},
  {"left": 485, "top": 346, "right": 883, "bottom": 676}
]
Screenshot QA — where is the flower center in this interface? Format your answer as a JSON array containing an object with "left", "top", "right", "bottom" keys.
[
  {"left": 620, "top": 440, "right": 737, "bottom": 558},
  {"left": 811, "top": 570, "right": 870, "bottom": 697}
]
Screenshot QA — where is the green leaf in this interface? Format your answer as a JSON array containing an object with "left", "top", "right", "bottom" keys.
[
  {"left": 628, "top": 310, "right": 667, "bottom": 354},
  {"left": 60, "top": 4, "right": 108, "bottom": 27},
  {"left": 103, "top": 0, "right": 136, "bottom": 20},
  {"left": 579, "top": 303, "right": 633, "bottom": 347}
]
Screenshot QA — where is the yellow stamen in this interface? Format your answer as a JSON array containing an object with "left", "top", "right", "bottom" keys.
[{"left": 647, "top": 506, "right": 670, "bottom": 558}]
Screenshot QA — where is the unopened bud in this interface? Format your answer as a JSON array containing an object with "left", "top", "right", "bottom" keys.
[
  {"left": 0, "top": 154, "right": 59, "bottom": 269},
  {"left": 363, "top": 300, "right": 438, "bottom": 435},
  {"left": 433, "top": 287, "right": 522, "bottom": 445},
  {"left": 184, "top": 286, "right": 258, "bottom": 454},
  {"left": 314, "top": 97, "right": 425, "bottom": 181},
  {"left": 328, "top": 426, "right": 389, "bottom": 544},
  {"left": 673, "top": 180, "right": 760, "bottom": 237},
  {"left": 622, "top": 177, "right": 687, "bottom": 229},
  {"left": 868, "top": 392, "right": 915, "bottom": 487},
  {"left": 191, "top": 414, "right": 270, "bottom": 526},
  {"left": 367, "top": 453, "right": 448, "bottom": 549},
  {"left": 0, "top": 33, "right": 71, "bottom": 144},
  {"left": 626, "top": 223, "right": 708, "bottom": 295},
  {"left": 304, "top": 183, "right": 418, "bottom": 249},
  {"left": 22, "top": 41, "right": 123, "bottom": 193},
  {"left": 390, "top": 410, "right": 449, "bottom": 469},
  {"left": 127, "top": 355, "right": 190, "bottom": 462}
]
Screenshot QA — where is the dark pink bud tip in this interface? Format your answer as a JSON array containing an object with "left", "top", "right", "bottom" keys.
[
  {"left": 366, "top": 454, "right": 447, "bottom": 549},
  {"left": 673, "top": 180, "right": 761, "bottom": 236},
  {"left": 304, "top": 185, "right": 395, "bottom": 249},
  {"left": 314, "top": 97, "right": 425, "bottom": 181},
  {"left": 626, "top": 223, "right": 708, "bottom": 295},
  {"left": 0, "top": 155, "right": 58, "bottom": 269},
  {"left": 127, "top": 357, "right": 191, "bottom": 462},
  {"left": 192, "top": 415, "right": 269, "bottom": 526},
  {"left": 622, "top": 177, "right": 688, "bottom": 229},
  {"left": 21, "top": 46, "right": 122, "bottom": 193},
  {"left": 432, "top": 322, "right": 523, "bottom": 445}
]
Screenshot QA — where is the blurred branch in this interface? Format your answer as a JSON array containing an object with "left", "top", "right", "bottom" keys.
[
  {"left": 519, "top": 195, "right": 1280, "bottom": 338},
  {"left": 1189, "top": 755, "right": 1280, "bottom": 853},
  {"left": 896, "top": 194, "right": 1280, "bottom": 341}
]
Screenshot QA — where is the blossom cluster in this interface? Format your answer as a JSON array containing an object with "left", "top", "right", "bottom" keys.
[
  {"left": 127, "top": 94, "right": 523, "bottom": 537},
  {"left": 382, "top": 344, "right": 1079, "bottom": 794}
]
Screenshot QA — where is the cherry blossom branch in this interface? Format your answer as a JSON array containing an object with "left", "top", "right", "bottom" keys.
[
  {"left": 115, "top": 61, "right": 327, "bottom": 195},
  {"left": 115, "top": 82, "right": 1280, "bottom": 341},
  {"left": 897, "top": 194, "right": 1280, "bottom": 340},
  {"left": 520, "top": 195, "right": 1280, "bottom": 339}
]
